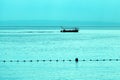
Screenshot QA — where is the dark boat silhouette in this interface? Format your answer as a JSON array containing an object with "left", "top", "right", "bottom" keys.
[{"left": 60, "top": 27, "right": 79, "bottom": 32}]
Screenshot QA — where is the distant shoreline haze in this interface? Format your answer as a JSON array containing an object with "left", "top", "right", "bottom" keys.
[
  {"left": 0, "top": 20, "right": 120, "bottom": 30},
  {"left": 0, "top": 20, "right": 120, "bottom": 26}
]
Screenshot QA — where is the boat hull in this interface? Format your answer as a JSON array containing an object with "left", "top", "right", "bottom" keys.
[{"left": 60, "top": 30, "right": 78, "bottom": 32}]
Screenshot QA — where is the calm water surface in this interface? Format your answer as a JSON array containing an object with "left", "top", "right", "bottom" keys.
[{"left": 0, "top": 30, "right": 120, "bottom": 80}]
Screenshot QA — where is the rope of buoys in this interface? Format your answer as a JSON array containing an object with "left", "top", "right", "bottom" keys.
[{"left": 0, "top": 58, "right": 120, "bottom": 63}]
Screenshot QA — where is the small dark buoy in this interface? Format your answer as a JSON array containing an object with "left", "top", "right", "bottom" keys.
[
  {"left": 10, "top": 60, "right": 13, "bottom": 62},
  {"left": 116, "top": 59, "right": 119, "bottom": 61},
  {"left": 96, "top": 59, "right": 99, "bottom": 61},
  {"left": 37, "top": 60, "right": 39, "bottom": 62},
  {"left": 63, "top": 60, "right": 65, "bottom": 62},
  {"left": 103, "top": 59, "right": 105, "bottom": 61},
  {"left": 30, "top": 60, "right": 32, "bottom": 62},
  {"left": 3, "top": 60, "right": 6, "bottom": 62},
  {"left": 109, "top": 59, "right": 112, "bottom": 61},
  {"left": 49, "top": 60, "right": 52, "bottom": 62},
  {"left": 43, "top": 60, "right": 45, "bottom": 62},
  {"left": 16, "top": 60, "right": 19, "bottom": 62},
  {"left": 23, "top": 60, "right": 26, "bottom": 62},
  {"left": 90, "top": 59, "right": 92, "bottom": 61},
  {"left": 82, "top": 59, "right": 85, "bottom": 61},
  {"left": 75, "top": 58, "right": 78, "bottom": 62}
]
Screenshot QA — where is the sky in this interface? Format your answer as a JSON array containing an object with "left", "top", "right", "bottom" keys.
[{"left": 0, "top": 0, "right": 120, "bottom": 26}]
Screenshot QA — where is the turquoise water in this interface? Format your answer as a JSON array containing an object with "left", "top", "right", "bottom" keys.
[
  {"left": 0, "top": 30, "right": 120, "bottom": 80},
  {"left": 0, "top": 26, "right": 120, "bottom": 30}
]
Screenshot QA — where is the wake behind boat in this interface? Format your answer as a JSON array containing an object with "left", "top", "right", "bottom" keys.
[{"left": 60, "top": 27, "right": 79, "bottom": 32}]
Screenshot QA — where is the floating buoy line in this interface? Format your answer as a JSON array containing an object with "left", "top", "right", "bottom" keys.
[{"left": 0, "top": 58, "right": 120, "bottom": 63}]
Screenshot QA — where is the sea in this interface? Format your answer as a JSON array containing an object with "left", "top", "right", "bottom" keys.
[{"left": 0, "top": 26, "right": 120, "bottom": 80}]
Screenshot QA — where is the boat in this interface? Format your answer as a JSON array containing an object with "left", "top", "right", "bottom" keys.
[{"left": 60, "top": 27, "right": 79, "bottom": 32}]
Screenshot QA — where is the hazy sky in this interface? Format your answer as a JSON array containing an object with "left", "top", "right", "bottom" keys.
[{"left": 0, "top": 0, "right": 120, "bottom": 23}]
